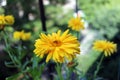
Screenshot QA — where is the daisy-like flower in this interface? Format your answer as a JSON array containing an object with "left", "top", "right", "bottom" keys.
[
  {"left": 68, "top": 17, "right": 84, "bottom": 31},
  {"left": 93, "top": 40, "right": 117, "bottom": 57},
  {"left": 13, "top": 30, "right": 31, "bottom": 41},
  {"left": 34, "top": 29, "right": 80, "bottom": 63},
  {"left": 5, "top": 15, "right": 15, "bottom": 25}
]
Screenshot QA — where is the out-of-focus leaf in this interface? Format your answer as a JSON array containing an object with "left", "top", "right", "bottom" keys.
[
  {"left": 76, "top": 50, "right": 101, "bottom": 75},
  {"left": 6, "top": 73, "right": 21, "bottom": 80}
]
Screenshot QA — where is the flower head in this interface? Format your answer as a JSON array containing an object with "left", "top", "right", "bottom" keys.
[
  {"left": 0, "top": 15, "right": 5, "bottom": 29},
  {"left": 93, "top": 40, "right": 117, "bottom": 57},
  {"left": 0, "top": 15, "right": 5, "bottom": 24},
  {"left": 5, "top": 15, "right": 15, "bottom": 25},
  {"left": 68, "top": 17, "right": 84, "bottom": 31},
  {"left": 0, "top": 15, "right": 14, "bottom": 30},
  {"left": 21, "top": 32, "right": 31, "bottom": 41},
  {"left": 13, "top": 30, "right": 31, "bottom": 41},
  {"left": 34, "top": 29, "right": 80, "bottom": 63},
  {"left": 13, "top": 31, "right": 21, "bottom": 40}
]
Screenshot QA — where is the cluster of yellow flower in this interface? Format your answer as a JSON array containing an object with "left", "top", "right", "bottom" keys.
[
  {"left": 0, "top": 15, "right": 14, "bottom": 29},
  {"left": 13, "top": 30, "right": 31, "bottom": 41},
  {"left": 34, "top": 17, "right": 117, "bottom": 63}
]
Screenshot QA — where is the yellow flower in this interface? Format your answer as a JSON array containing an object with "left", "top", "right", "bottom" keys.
[
  {"left": 68, "top": 17, "right": 84, "bottom": 31},
  {"left": 21, "top": 32, "right": 31, "bottom": 41},
  {"left": 0, "top": 15, "right": 5, "bottom": 29},
  {"left": 13, "top": 30, "right": 31, "bottom": 41},
  {"left": 0, "top": 15, "right": 14, "bottom": 30},
  {"left": 13, "top": 31, "right": 21, "bottom": 40},
  {"left": 5, "top": 15, "right": 14, "bottom": 25},
  {"left": 34, "top": 29, "right": 80, "bottom": 63},
  {"left": 0, "top": 15, "right": 5, "bottom": 25},
  {"left": 93, "top": 40, "right": 117, "bottom": 57}
]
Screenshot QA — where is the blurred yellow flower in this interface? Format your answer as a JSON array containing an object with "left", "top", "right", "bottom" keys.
[
  {"left": 21, "top": 32, "right": 31, "bottom": 41},
  {"left": 0, "top": 15, "right": 5, "bottom": 25},
  {"left": 0, "top": 15, "right": 5, "bottom": 29},
  {"left": 13, "top": 30, "right": 31, "bottom": 41},
  {"left": 5, "top": 15, "right": 15, "bottom": 25},
  {"left": 68, "top": 17, "right": 84, "bottom": 31},
  {"left": 13, "top": 31, "right": 21, "bottom": 40},
  {"left": 34, "top": 29, "right": 80, "bottom": 63},
  {"left": 93, "top": 40, "right": 117, "bottom": 57},
  {"left": 0, "top": 15, "right": 14, "bottom": 30}
]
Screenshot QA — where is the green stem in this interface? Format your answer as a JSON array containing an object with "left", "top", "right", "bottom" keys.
[
  {"left": 76, "top": 31, "right": 79, "bottom": 41},
  {"left": 6, "top": 48, "right": 18, "bottom": 67},
  {"left": 3, "top": 31, "right": 18, "bottom": 67},
  {"left": 93, "top": 54, "right": 104, "bottom": 79},
  {"left": 56, "top": 63, "right": 64, "bottom": 80},
  {"left": 18, "top": 41, "right": 22, "bottom": 59},
  {"left": 67, "top": 67, "right": 73, "bottom": 80}
]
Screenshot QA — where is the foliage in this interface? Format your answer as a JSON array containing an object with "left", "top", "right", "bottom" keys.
[
  {"left": 5, "top": 0, "right": 39, "bottom": 29},
  {"left": 45, "top": 5, "right": 74, "bottom": 32},
  {"left": 79, "top": 0, "right": 120, "bottom": 39}
]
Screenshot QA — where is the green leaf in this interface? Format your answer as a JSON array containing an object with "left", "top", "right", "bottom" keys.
[
  {"left": 5, "top": 73, "right": 21, "bottom": 80},
  {"left": 5, "top": 61, "right": 16, "bottom": 68},
  {"left": 32, "top": 55, "right": 40, "bottom": 68}
]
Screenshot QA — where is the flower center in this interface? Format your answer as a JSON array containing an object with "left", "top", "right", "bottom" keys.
[
  {"left": 52, "top": 40, "right": 61, "bottom": 47},
  {"left": 74, "top": 21, "right": 80, "bottom": 26}
]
